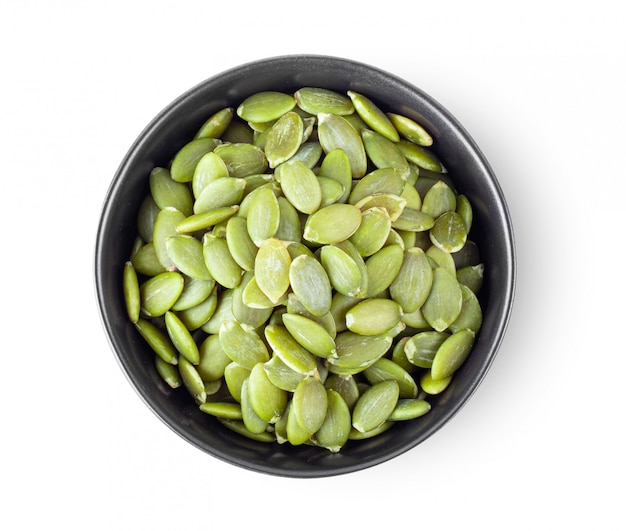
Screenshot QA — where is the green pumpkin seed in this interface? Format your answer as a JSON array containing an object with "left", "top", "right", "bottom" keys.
[
  {"left": 396, "top": 140, "right": 443, "bottom": 172},
  {"left": 387, "top": 112, "right": 433, "bottom": 146},
  {"left": 221, "top": 120, "right": 255, "bottom": 144},
  {"left": 123, "top": 261, "right": 140, "bottom": 323},
  {"left": 456, "top": 263, "right": 485, "bottom": 294},
  {"left": 164, "top": 311, "right": 199, "bottom": 364},
  {"left": 153, "top": 207, "right": 186, "bottom": 271},
  {"left": 140, "top": 271, "right": 184, "bottom": 317},
  {"left": 197, "top": 334, "right": 231, "bottom": 382},
  {"left": 320, "top": 244, "right": 365, "bottom": 298},
  {"left": 348, "top": 421, "right": 394, "bottom": 440},
  {"left": 287, "top": 141, "right": 323, "bottom": 169},
  {"left": 175, "top": 289, "right": 218, "bottom": 330},
  {"left": 241, "top": 273, "right": 286, "bottom": 310},
  {"left": 430, "top": 211, "right": 468, "bottom": 253},
  {"left": 324, "top": 374, "right": 360, "bottom": 411},
  {"left": 345, "top": 298, "right": 403, "bottom": 336},
  {"left": 225, "top": 216, "right": 258, "bottom": 271},
  {"left": 224, "top": 362, "right": 251, "bottom": 403},
  {"left": 193, "top": 177, "right": 246, "bottom": 214},
  {"left": 236, "top": 91, "right": 296, "bottom": 123},
  {"left": 199, "top": 402, "right": 243, "bottom": 420},
  {"left": 240, "top": 378, "right": 269, "bottom": 433},
  {"left": 348, "top": 91, "right": 399, "bottom": 142},
  {"left": 192, "top": 152, "right": 232, "bottom": 194},
  {"left": 289, "top": 254, "right": 332, "bottom": 316},
  {"left": 362, "top": 129, "right": 409, "bottom": 177},
  {"left": 218, "top": 418, "right": 275, "bottom": 443},
  {"left": 392, "top": 207, "right": 435, "bottom": 232},
  {"left": 264, "top": 111, "right": 304, "bottom": 168},
  {"left": 263, "top": 355, "right": 306, "bottom": 392},
  {"left": 352, "top": 380, "right": 399, "bottom": 433},
  {"left": 214, "top": 143, "right": 268, "bottom": 178},
  {"left": 201, "top": 289, "right": 235, "bottom": 334},
  {"left": 329, "top": 292, "right": 362, "bottom": 333},
  {"left": 354, "top": 193, "right": 407, "bottom": 222},
  {"left": 264, "top": 324, "right": 318, "bottom": 376},
  {"left": 364, "top": 244, "right": 404, "bottom": 297},
  {"left": 426, "top": 245, "right": 457, "bottom": 276},
  {"left": 348, "top": 168, "right": 406, "bottom": 205},
  {"left": 247, "top": 362, "right": 288, "bottom": 423},
  {"left": 449, "top": 284, "right": 483, "bottom": 333},
  {"left": 194, "top": 107, "right": 234, "bottom": 140},
  {"left": 149, "top": 167, "right": 193, "bottom": 216},
  {"left": 431, "top": 329, "right": 475, "bottom": 380},
  {"left": 292, "top": 377, "right": 328, "bottom": 434},
  {"left": 165, "top": 235, "right": 212, "bottom": 281},
  {"left": 303, "top": 203, "right": 362, "bottom": 244},
  {"left": 170, "top": 137, "right": 222, "bottom": 183},
  {"left": 287, "top": 293, "right": 337, "bottom": 338},
  {"left": 317, "top": 112, "right": 367, "bottom": 178},
  {"left": 294, "top": 87, "right": 354, "bottom": 115},
  {"left": 389, "top": 398, "right": 431, "bottom": 421},
  {"left": 314, "top": 389, "right": 351, "bottom": 452},
  {"left": 420, "top": 370, "right": 453, "bottom": 395},
  {"left": 135, "top": 318, "right": 178, "bottom": 365},
  {"left": 178, "top": 355, "right": 207, "bottom": 404},
  {"left": 244, "top": 186, "right": 281, "bottom": 245},
  {"left": 284, "top": 401, "right": 313, "bottom": 445},
  {"left": 390, "top": 337, "right": 414, "bottom": 373},
  {"left": 455, "top": 194, "right": 473, "bottom": 233},
  {"left": 404, "top": 330, "right": 450, "bottom": 368},
  {"left": 421, "top": 180, "right": 457, "bottom": 219},
  {"left": 363, "top": 358, "right": 418, "bottom": 399},
  {"left": 274, "top": 196, "right": 302, "bottom": 243},
  {"left": 276, "top": 159, "right": 322, "bottom": 214},
  {"left": 219, "top": 320, "right": 269, "bottom": 370},
  {"left": 154, "top": 355, "right": 182, "bottom": 389},
  {"left": 349, "top": 207, "right": 391, "bottom": 257},
  {"left": 176, "top": 205, "right": 239, "bottom": 233},
  {"left": 231, "top": 272, "right": 273, "bottom": 328},
  {"left": 452, "top": 239, "right": 481, "bottom": 270},
  {"left": 137, "top": 194, "right": 160, "bottom": 242},
  {"left": 327, "top": 331, "right": 393, "bottom": 376},
  {"left": 254, "top": 238, "right": 292, "bottom": 304},
  {"left": 202, "top": 233, "right": 242, "bottom": 289},
  {"left": 389, "top": 247, "right": 434, "bottom": 313},
  {"left": 422, "top": 267, "right": 463, "bottom": 332},
  {"left": 318, "top": 147, "right": 352, "bottom": 203},
  {"left": 282, "top": 313, "right": 337, "bottom": 358},
  {"left": 318, "top": 176, "right": 345, "bottom": 207}
]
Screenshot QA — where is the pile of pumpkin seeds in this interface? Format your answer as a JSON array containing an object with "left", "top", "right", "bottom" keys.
[{"left": 123, "top": 87, "right": 485, "bottom": 452}]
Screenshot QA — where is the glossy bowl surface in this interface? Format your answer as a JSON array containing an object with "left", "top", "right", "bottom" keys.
[{"left": 95, "top": 55, "right": 515, "bottom": 477}]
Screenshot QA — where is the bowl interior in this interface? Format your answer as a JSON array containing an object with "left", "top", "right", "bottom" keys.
[{"left": 95, "top": 55, "right": 515, "bottom": 477}]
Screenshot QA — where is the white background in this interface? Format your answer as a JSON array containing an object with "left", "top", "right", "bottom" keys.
[{"left": 2, "top": 1, "right": 624, "bottom": 529}]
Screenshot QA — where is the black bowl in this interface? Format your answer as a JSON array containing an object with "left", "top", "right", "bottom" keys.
[{"left": 95, "top": 55, "right": 515, "bottom": 477}]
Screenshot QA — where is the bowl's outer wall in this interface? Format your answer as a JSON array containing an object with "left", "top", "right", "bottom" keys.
[{"left": 95, "top": 55, "right": 515, "bottom": 477}]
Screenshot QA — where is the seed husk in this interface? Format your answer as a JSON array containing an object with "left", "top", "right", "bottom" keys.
[{"left": 352, "top": 380, "right": 399, "bottom": 433}]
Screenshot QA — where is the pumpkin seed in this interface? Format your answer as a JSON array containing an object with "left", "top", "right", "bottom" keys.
[
  {"left": 282, "top": 313, "right": 337, "bottom": 358},
  {"left": 247, "top": 362, "right": 288, "bottom": 423},
  {"left": 404, "top": 330, "right": 450, "bottom": 368},
  {"left": 225, "top": 216, "right": 258, "bottom": 271},
  {"left": 389, "top": 399, "right": 431, "bottom": 421},
  {"left": 431, "top": 329, "right": 475, "bottom": 380},
  {"left": 292, "top": 377, "right": 328, "bottom": 434},
  {"left": 193, "top": 177, "right": 246, "bottom": 214},
  {"left": 348, "top": 168, "right": 405, "bottom": 205},
  {"left": 449, "top": 284, "right": 483, "bottom": 333},
  {"left": 154, "top": 355, "right": 182, "bottom": 389},
  {"left": 303, "top": 203, "right": 362, "bottom": 244},
  {"left": 363, "top": 358, "right": 418, "bottom": 399},
  {"left": 140, "top": 271, "right": 184, "bottom": 317},
  {"left": 387, "top": 112, "right": 433, "bottom": 146},
  {"left": 135, "top": 318, "right": 178, "bottom": 365},
  {"left": 175, "top": 289, "right": 217, "bottom": 330},
  {"left": 287, "top": 141, "right": 323, "bottom": 169},
  {"left": 149, "top": 167, "right": 193, "bottom": 216},
  {"left": 422, "top": 267, "right": 463, "bottom": 332},
  {"left": 224, "top": 362, "right": 251, "bottom": 403},
  {"left": 364, "top": 244, "right": 404, "bottom": 297},
  {"left": 426, "top": 245, "right": 457, "bottom": 276},
  {"left": 320, "top": 244, "right": 365, "bottom": 298},
  {"left": 389, "top": 247, "right": 433, "bottom": 313},
  {"left": 178, "top": 355, "right": 206, "bottom": 404},
  {"left": 294, "top": 87, "right": 354, "bottom": 115},
  {"left": 265, "top": 111, "right": 304, "bottom": 168},
  {"left": 392, "top": 207, "right": 435, "bottom": 232},
  {"left": 345, "top": 298, "right": 403, "bottom": 336},
  {"left": 254, "top": 238, "right": 292, "bottom": 304},
  {"left": 164, "top": 311, "right": 199, "bottom": 364},
  {"left": 123, "top": 261, "right": 140, "bottom": 323},
  {"left": 327, "top": 331, "right": 393, "bottom": 376},
  {"left": 274, "top": 196, "right": 302, "bottom": 242},
  {"left": 430, "top": 211, "right": 468, "bottom": 253},
  {"left": 263, "top": 355, "right": 306, "bottom": 392},
  {"left": 202, "top": 233, "right": 242, "bottom": 289},
  {"left": 456, "top": 263, "right": 485, "bottom": 294},
  {"left": 244, "top": 186, "right": 280, "bottom": 246},
  {"left": 264, "top": 324, "right": 318, "bottom": 376},
  {"left": 289, "top": 254, "right": 332, "bottom": 316},
  {"left": 218, "top": 418, "right": 275, "bottom": 443},
  {"left": 137, "top": 194, "right": 160, "bottom": 243},
  {"left": 219, "top": 320, "right": 269, "bottom": 370},
  {"left": 240, "top": 378, "right": 269, "bottom": 433},
  {"left": 214, "top": 143, "right": 268, "bottom": 177},
  {"left": 352, "top": 380, "right": 399, "bottom": 433},
  {"left": 165, "top": 235, "right": 213, "bottom": 281},
  {"left": 362, "top": 129, "right": 409, "bottom": 177},
  {"left": 318, "top": 147, "right": 352, "bottom": 203},
  {"left": 170, "top": 137, "right": 221, "bottom": 183},
  {"left": 349, "top": 207, "right": 391, "bottom": 257},
  {"left": 455, "top": 194, "right": 473, "bottom": 233},
  {"left": 195, "top": 107, "right": 234, "bottom": 139},
  {"left": 317, "top": 112, "right": 367, "bottom": 178},
  {"left": 231, "top": 271, "right": 273, "bottom": 328},
  {"left": 421, "top": 180, "right": 457, "bottom": 219},
  {"left": 348, "top": 91, "right": 399, "bottom": 142},
  {"left": 324, "top": 374, "right": 360, "bottom": 411},
  {"left": 152, "top": 207, "right": 186, "bottom": 271},
  {"left": 396, "top": 140, "right": 443, "bottom": 172},
  {"left": 276, "top": 159, "right": 322, "bottom": 214},
  {"left": 314, "top": 389, "right": 351, "bottom": 452},
  {"left": 236, "top": 91, "right": 296, "bottom": 123},
  {"left": 197, "top": 334, "right": 231, "bottom": 382},
  {"left": 318, "top": 176, "right": 346, "bottom": 207},
  {"left": 354, "top": 193, "right": 407, "bottom": 222},
  {"left": 420, "top": 370, "right": 453, "bottom": 395}
]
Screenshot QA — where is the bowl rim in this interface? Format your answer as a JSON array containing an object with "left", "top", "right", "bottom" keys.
[{"left": 94, "top": 53, "right": 516, "bottom": 477}]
